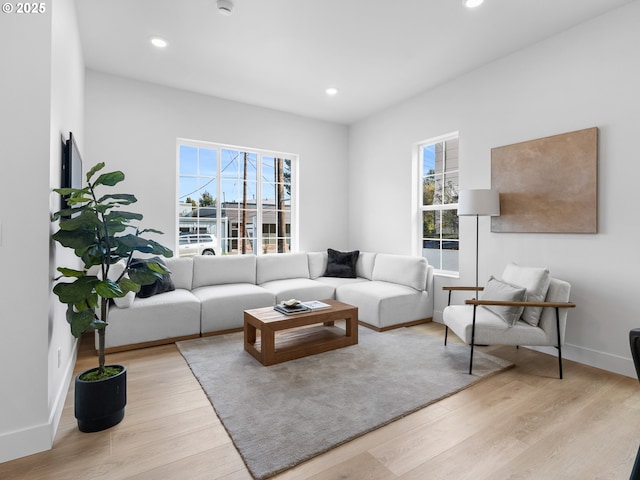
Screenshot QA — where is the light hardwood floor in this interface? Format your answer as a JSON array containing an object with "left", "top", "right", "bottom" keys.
[{"left": 2, "top": 323, "right": 640, "bottom": 480}]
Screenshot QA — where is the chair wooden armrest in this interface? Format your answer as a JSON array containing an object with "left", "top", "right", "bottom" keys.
[
  {"left": 465, "top": 299, "right": 576, "bottom": 308},
  {"left": 443, "top": 286, "right": 485, "bottom": 307},
  {"left": 442, "top": 286, "right": 484, "bottom": 292}
]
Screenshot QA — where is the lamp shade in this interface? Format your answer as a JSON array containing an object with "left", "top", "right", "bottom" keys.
[{"left": 458, "top": 189, "right": 500, "bottom": 216}]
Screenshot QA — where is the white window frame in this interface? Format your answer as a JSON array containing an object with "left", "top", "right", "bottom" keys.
[
  {"left": 176, "top": 138, "right": 299, "bottom": 255},
  {"left": 413, "top": 132, "right": 460, "bottom": 276}
]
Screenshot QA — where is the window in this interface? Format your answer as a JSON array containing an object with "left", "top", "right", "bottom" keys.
[
  {"left": 418, "top": 134, "right": 459, "bottom": 273},
  {"left": 177, "top": 140, "right": 297, "bottom": 256}
]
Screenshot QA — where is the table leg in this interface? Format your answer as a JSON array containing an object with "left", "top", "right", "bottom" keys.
[
  {"left": 262, "top": 327, "right": 276, "bottom": 365},
  {"left": 345, "top": 311, "right": 358, "bottom": 344}
]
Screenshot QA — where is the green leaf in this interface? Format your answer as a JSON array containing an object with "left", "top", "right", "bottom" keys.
[
  {"left": 57, "top": 210, "right": 101, "bottom": 231},
  {"left": 94, "top": 279, "right": 124, "bottom": 298},
  {"left": 116, "top": 234, "right": 157, "bottom": 253},
  {"left": 145, "top": 260, "right": 170, "bottom": 275},
  {"left": 66, "top": 306, "right": 96, "bottom": 338},
  {"left": 86, "top": 293, "right": 99, "bottom": 309},
  {"left": 53, "top": 276, "right": 100, "bottom": 304},
  {"left": 52, "top": 229, "right": 97, "bottom": 251},
  {"left": 98, "top": 194, "right": 137, "bottom": 205},
  {"left": 93, "top": 171, "right": 125, "bottom": 187},
  {"left": 91, "top": 319, "right": 108, "bottom": 331},
  {"left": 146, "top": 239, "right": 174, "bottom": 258},
  {"left": 139, "top": 228, "right": 164, "bottom": 235},
  {"left": 57, "top": 267, "right": 85, "bottom": 278},
  {"left": 52, "top": 206, "right": 85, "bottom": 220},
  {"left": 66, "top": 196, "right": 93, "bottom": 205},
  {"left": 128, "top": 265, "right": 162, "bottom": 286},
  {"left": 106, "top": 210, "right": 142, "bottom": 222},
  {"left": 119, "top": 277, "right": 141, "bottom": 294},
  {"left": 86, "top": 162, "right": 105, "bottom": 182},
  {"left": 54, "top": 187, "right": 82, "bottom": 196}
]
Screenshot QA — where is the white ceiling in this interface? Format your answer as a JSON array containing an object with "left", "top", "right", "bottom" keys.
[{"left": 75, "top": 0, "right": 633, "bottom": 125}]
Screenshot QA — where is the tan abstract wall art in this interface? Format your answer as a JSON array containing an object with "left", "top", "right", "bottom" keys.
[{"left": 491, "top": 127, "right": 598, "bottom": 233}]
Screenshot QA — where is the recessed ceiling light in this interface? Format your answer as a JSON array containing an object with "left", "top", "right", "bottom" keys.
[
  {"left": 326, "top": 87, "right": 338, "bottom": 96},
  {"left": 462, "top": 0, "right": 484, "bottom": 7},
  {"left": 150, "top": 37, "right": 168, "bottom": 48},
  {"left": 217, "top": 0, "right": 234, "bottom": 16}
]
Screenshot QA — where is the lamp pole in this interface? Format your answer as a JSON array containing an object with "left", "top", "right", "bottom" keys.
[{"left": 457, "top": 189, "right": 500, "bottom": 295}]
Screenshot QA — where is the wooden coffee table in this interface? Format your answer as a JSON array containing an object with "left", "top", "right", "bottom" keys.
[{"left": 244, "top": 299, "right": 358, "bottom": 366}]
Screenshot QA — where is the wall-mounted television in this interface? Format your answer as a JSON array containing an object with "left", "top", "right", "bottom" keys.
[{"left": 60, "top": 132, "right": 83, "bottom": 215}]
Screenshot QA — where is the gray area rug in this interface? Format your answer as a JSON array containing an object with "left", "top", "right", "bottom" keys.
[{"left": 177, "top": 326, "right": 512, "bottom": 479}]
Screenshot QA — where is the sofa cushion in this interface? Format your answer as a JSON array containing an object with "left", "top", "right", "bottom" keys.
[
  {"left": 356, "top": 252, "right": 377, "bottom": 280},
  {"left": 256, "top": 253, "right": 310, "bottom": 284},
  {"left": 163, "top": 257, "right": 194, "bottom": 291},
  {"left": 193, "top": 255, "right": 256, "bottom": 288},
  {"left": 259, "top": 278, "right": 335, "bottom": 304},
  {"left": 336, "top": 280, "right": 430, "bottom": 329},
  {"left": 443, "top": 304, "right": 549, "bottom": 346},
  {"left": 480, "top": 276, "right": 526, "bottom": 326},
  {"left": 372, "top": 254, "right": 428, "bottom": 291},
  {"left": 105, "top": 289, "right": 201, "bottom": 348},
  {"left": 502, "top": 263, "right": 551, "bottom": 326},
  {"left": 308, "top": 251, "right": 328, "bottom": 279},
  {"left": 324, "top": 248, "right": 359, "bottom": 278},
  {"left": 315, "top": 276, "right": 368, "bottom": 289},
  {"left": 194, "top": 283, "right": 275, "bottom": 332}
]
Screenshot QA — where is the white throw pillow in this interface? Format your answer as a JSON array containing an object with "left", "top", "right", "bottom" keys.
[
  {"left": 86, "top": 261, "right": 135, "bottom": 308},
  {"left": 502, "top": 263, "right": 551, "bottom": 326},
  {"left": 480, "top": 276, "right": 527, "bottom": 326},
  {"left": 107, "top": 260, "right": 135, "bottom": 308}
]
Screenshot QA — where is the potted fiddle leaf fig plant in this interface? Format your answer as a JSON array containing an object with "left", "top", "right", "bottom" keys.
[{"left": 52, "top": 162, "right": 172, "bottom": 432}]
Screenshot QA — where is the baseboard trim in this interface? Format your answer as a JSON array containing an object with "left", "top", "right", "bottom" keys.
[
  {"left": 0, "top": 337, "right": 78, "bottom": 463},
  {"left": 103, "top": 334, "right": 201, "bottom": 354},
  {"left": 529, "top": 343, "right": 636, "bottom": 379}
]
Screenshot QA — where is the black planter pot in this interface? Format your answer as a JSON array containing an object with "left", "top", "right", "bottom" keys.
[{"left": 75, "top": 365, "right": 127, "bottom": 433}]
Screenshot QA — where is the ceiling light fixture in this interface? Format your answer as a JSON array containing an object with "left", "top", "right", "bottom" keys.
[
  {"left": 462, "top": 0, "right": 484, "bottom": 8},
  {"left": 150, "top": 37, "right": 168, "bottom": 48},
  {"left": 217, "top": 0, "right": 234, "bottom": 16},
  {"left": 326, "top": 87, "right": 338, "bottom": 96}
]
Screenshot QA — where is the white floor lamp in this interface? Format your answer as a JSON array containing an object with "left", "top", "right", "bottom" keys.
[{"left": 457, "top": 189, "right": 500, "bottom": 292}]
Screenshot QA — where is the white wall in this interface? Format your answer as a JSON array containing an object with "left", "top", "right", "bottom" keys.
[
  {"left": 0, "top": 3, "right": 52, "bottom": 462},
  {"left": 349, "top": 2, "right": 640, "bottom": 377},
  {"left": 48, "top": 0, "right": 85, "bottom": 447},
  {"left": 84, "top": 71, "right": 350, "bottom": 254},
  {"left": 0, "top": 0, "right": 84, "bottom": 463}
]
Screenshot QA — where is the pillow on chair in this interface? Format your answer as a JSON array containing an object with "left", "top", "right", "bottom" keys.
[
  {"left": 502, "top": 263, "right": 551, "bottom": 326},
  {"left": 480, "top": 276, "right": 527, "bottom": 326}
]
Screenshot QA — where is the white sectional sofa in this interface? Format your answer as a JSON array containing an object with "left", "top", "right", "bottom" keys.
[{"left": 101, "top": 251, "right": 434, "bottom": 352}]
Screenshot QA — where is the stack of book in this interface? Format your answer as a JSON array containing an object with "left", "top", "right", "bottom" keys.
[{"left": 274, "top": 300, "right": 331, "bottom": 315}]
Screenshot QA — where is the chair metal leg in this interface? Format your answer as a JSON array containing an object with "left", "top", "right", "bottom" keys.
[
  {"left": 555, "top": 307, "right": 563, "bottom": 379},
  {"left": 469, "top": 305, "right": 477, "bottom": 375},
  {"left": 444, "top": 290, "right": 453, "bottom": 346}
]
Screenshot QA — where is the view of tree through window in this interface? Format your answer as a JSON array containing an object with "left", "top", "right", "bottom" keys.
[
  {"left": 178, "top": 140, "right": 296, "bottom": 256},
  {"left": 419, "top": 135, "right": 459, "bottom": 272}
]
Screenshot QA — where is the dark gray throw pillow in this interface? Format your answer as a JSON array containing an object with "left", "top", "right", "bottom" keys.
[
  {"left": 131, "top": 257, "right": 175, "bottom": 298},
  {"left": 324, "top": 248, "right": 359, "bottom": 278}
]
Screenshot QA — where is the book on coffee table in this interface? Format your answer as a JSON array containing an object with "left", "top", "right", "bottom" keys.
[
  {"left": 300, "top": 300, "right": 331, "bottom": 311},
  {"left": 274, "top": 303, "right": 311, "bottom": 315}
]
